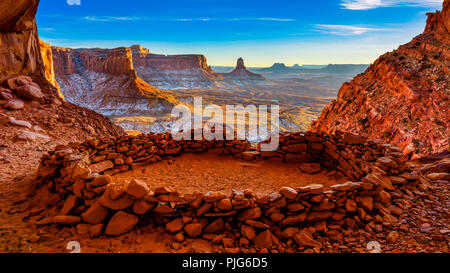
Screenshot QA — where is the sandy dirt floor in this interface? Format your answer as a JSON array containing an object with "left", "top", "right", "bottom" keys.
[{"left": 111, "top": 153, "right": 347, "bottom": 195}]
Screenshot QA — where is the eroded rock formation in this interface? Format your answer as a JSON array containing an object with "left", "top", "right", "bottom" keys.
[
  {"left": 310, "top": 1, "right": 449, "bottom": 159},
  {"left": 39, "top": 39, "right": 61, "bottom": 96},
  {"left": 0, "top": 0, "right": 42, "bottom": 79},
  {"left": 131, "top": 45, "right": 224, "bottom": 89},
  {"left": 223, "top": 57, "right": 266, "bottom": 83},
  {"left": 51, "top": 46, "right": 179, "bottom": 116},
  {"left": 0, "top": 0, "right": 124, "bottom": 138}
]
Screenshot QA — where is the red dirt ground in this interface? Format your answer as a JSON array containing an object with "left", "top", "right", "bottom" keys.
[{"left": 111, "top": 153, "right": 347, "bottom": 195}]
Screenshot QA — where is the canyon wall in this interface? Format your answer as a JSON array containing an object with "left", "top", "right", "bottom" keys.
[
  {"left": 0, "top": 0, "right": 42, "bottom": 79},
  {"left": 0, "top": 0, "right": 125, "bottom": 139},
  {"left": 0, "top": 0, "right": 59, "bottom": 99},
  {"left": 39, "top": 39, "right": 61, "bottom": 96},
  {"left": 131, "top": 45, "right": 224, "bottom": 89},
  {"left": 310, "top": 1, "right": 449, "bottom": 159},
  {"left": 51, "top": 46, "right": 180, "bottom": 116}
]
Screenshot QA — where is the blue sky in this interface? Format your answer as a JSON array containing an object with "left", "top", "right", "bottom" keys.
[{"left": 37, "top": 0, "right": 444, "bottom": 66}]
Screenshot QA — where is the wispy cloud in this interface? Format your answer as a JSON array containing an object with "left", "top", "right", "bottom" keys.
[
  {"left": 39, "top": 27, "right": 55, "bottom": 31},
  {"left": 66, "top": 0, "right": 81, "bottom": 6},
  {"left": 255, "top": 18, "right": 295, "bottom": 22},
  {"left": 82, "top": 16, "right": 142, "bottom": 22},
  {"left": 80, "top": 16, "right": 295, "bottom": 23},
  {"left": 315, "top": 24, "right": 395, "bottom": 35},
  {"left": 341, "top": 0, "right": 443, "bottom": 10},
  {"left": 173, "top": 18, "right": 212, "bottom": 22}
]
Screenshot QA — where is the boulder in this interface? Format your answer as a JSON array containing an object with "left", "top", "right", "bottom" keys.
[
  {"left": 0, "top": 89, "right": 13, "bottom": 100},
  {"left": 217, "top": 199, "right": 232, "bottom": 211},
  {"left": 81, "top": 201, "right": 109, "bottom": 224},
  {"left": 8, "top": 116, "right": 31, "bottom": 128},
  {"left": 16, "top": 131, "right": 50, "bottom": 142},
  {"left": 279, "top": 186, "right": 298, "bottom": 200},
  {"left": 125, "top": 179, "right": 149, "bottom": 199},
  {"left": 132, "top": 199, "right": 154, "bottom": 215},
  {"left": 238, "top": 207, "right": 261, "bottom": 221},
  {"left": 203, "top": 218, "right": 225, "bottom": 234},
  {"left": 53, "top": 215, "right": 81, "bottom": 225},
  {"left": 59, "top": 195, "right": 78, "bottom": 215},
  {"left": 241, "top": 151, "right": 260, "bottom": 162},
  {"left": 3, "top": 99, "right": 24, "bottom": 110},
  {"left": 89, "top": 175, "right": 111, "bottom": 187},
  {"left": 300, "top": 163, "right": 322, "bottom": 174},
  {"left": 253, "top": 230, "right": 273, "bottom": 249},
  {"left": 14, "top": 85, "right": 44, "bottom": 101},
  {"left": 105, "top": 211, "right": 139, "bottom": 236},
  {"left": 166, "top": 218, "right": 184, "bottom": 233},
  {"left": 184, "top": 223, "right": 203, "bottom": 238},
  {"left": 240, "top": 225, "right": 256, "bottom": 240},
  {"left": 293, "top": 230, "right": 322, "bottom": 248},
  {"left": 89, "top": 160, "right": 114, "bottom": 173},
  {"left": 99, "top": 187, "right": 134, "bottom": 210},
  {"left": 280, "top": 212, "right": 307, "bottom": 225}
]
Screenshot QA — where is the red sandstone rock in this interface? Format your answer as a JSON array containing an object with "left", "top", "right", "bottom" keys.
[
  {"left": 53, "top": 215, "right": 81, "bottom": 225},
  {"left": 99, "top": 187, "right": 134, "bottom": 210},
  {"left": 89, "top": 160, "right": 114, "bottom": 174},
  {"left": 300, "top": 163, "right": 322, "bottom": 174},
  {"left": 240, "top": 225, "right": 256, "bottom": 240},
  {"left": 184, "top": 223, "right": 203, "bottom": 238},
  {"left": 3, "top": 99, "right": 24, "bottom": 110},
  {"left": 298, "top": 184, "right": 323, "bottom": 194},
  {"left": 241, "top": 151, "right": 260, "bottom": 162},
  {"left": 293, "top": 230, "right": 322, "bottom": 248},
  {"left": 310, "top": 1, "right": 450, "bottom": 159},
  {"left": 345, "top": 199, "right": 357, "bottom": 212},
  {"left": 204, "top": 191, "right": 226, "bottom": 202},
  {"left": 253, "top": 230, "right": 274, "bottom": 249},
  {"left": 166, "top": 218, "right": 184, "bottom": 233},
  {"left": 280, "top": 212, "right": 307, "bottom": 226},
  {"left": 89, "top": 175, "right": 111, "bottom": 187},
  {"left": 238, "top": 207, "right": 261, "bottom": 221},
  {"left": 279, "top": 186, "right": 298, "bottom": 200},
  {"left": 132, "top": 199, "right": 154, "bottom": 215},
  {"left": 217, "top": 199, "right": 232, "bottom": 211},
  {"left": 60, "top": 195, "right": 77, "bottom": 215},
  {"left": 203, "top": 218, "right": 225, "bottom": 234},
  {"left": 81, "top": 201, "right": 109, "bottom": 224},
  {"left": 14, "top": 85, "right": 44, "bottom": 101},
  {"left": 125, "top": 179, "right": 149, "bottom": 199},
  {"left": 105, "top": 211, "right": 139, "bottom": 236}
]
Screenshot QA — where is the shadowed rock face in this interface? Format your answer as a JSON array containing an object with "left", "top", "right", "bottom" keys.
[
  {"left": 0, "top": 0, "right": 63, "bottom": 100},
  {"left": 310, "top": 1, "right": 449, "bottom": 159},
  {"left": 0, "top": 1, "right": 42, "bottom": 79}
]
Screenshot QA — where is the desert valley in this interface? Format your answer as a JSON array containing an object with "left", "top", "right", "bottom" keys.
[{"left": 0, "top": 0, "right": 448, "bottom": 255}]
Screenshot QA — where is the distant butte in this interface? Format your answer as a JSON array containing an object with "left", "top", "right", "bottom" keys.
[{"left": 223, "top": 57, "right": 265, "bottom": 82}]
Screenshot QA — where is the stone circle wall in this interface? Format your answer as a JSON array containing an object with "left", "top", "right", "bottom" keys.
[{"left": 32, "top": 131, "right": 419, "bottom": 251}]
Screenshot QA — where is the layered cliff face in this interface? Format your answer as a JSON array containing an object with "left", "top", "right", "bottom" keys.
[
  {"left": 0, "top": 0, "right": 58, "bottom": 99},
  {"left": 38, "top": 39, "right": 62, "bottom": 97},
  {"left": 223, "top": 58, "right": 266, "bottom": 83},
  {"left": 131, "top": 45, "right": 224, "bottom": 89},
  {"left": 0, "top": 1, "right": 124, "bottom": 145},
  {"left": 52, "top": 46, "right": 179, "bottom": 116},
  {"left": 310, "top": 1, "right": 449, "bottom": 159}
]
